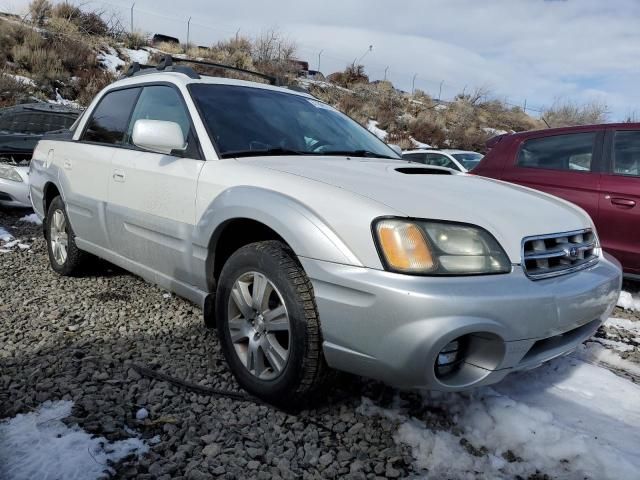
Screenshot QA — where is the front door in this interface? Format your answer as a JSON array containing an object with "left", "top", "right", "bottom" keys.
[
  {"left": 598, "top": 129, "right": 640, "bottom": 274},
  {"left": 106, "top": 84, "right": 205, "bottom": 284}
]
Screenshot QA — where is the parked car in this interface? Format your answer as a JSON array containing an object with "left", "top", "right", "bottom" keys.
[
  {"left": 29, "top": 59, "right": 622, "bottom": 404},
  {"left": 0, "top": 103, "right": 80, "bottom": 207},
  {"left": 474, "top": 124, "right": 639, "bottom": 278},
  {"left": 402, "top": 149, "right": 484, "bottom": 172}
]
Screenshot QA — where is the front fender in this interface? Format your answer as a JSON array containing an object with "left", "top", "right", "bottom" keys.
[{"left": 192, "top": 186, "right": 363, "bottom": 287}]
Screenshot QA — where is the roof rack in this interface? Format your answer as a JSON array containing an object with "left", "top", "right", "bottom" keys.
[{"left": 125, "top": 55, "right": 281, "bottom": 86}]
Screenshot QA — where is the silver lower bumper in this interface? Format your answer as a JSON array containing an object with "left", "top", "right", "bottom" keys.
[
  {"left": 0, "top": 176, "right": 31, "bottom": 208},
  {"left": 300, "top": 255, "right": 622, "bottom": 390}
]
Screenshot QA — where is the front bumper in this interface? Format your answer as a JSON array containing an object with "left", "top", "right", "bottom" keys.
[
  {"left": 0, "top": 170, "right": 31, "bottom": 208},
  {"left": 300, "top": 255, "right": 622, "bottom": 391}
]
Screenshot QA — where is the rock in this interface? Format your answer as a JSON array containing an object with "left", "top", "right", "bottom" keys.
[{"left": 202, "top": 443, "right": 221, "bottom": 457}]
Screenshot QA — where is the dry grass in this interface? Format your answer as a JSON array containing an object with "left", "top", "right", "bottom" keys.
[{"left": 0, "top": 72, "right": 31, "bottom": 107}]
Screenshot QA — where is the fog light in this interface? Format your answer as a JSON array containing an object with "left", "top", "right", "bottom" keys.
[{"left": 435, "top": 337, "right": 466, "bottom": 378}]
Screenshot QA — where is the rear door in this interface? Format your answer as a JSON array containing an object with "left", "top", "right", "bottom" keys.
[
  {"left": 107, "top": 84, "right": 205, "bottom": 284},
  {"left": 500, "top": 131, "right": 603, "bottom": 223},
  {"left": 60, "top": 87, "right": 140, "bottom": 248},
  {"left": 598, "top": 129, "right": 640, "bottom": 274}
]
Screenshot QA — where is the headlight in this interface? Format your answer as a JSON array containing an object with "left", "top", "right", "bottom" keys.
[
  {"left": 374, "top": 218, "right": 511, "bottom": 275},
  {"left": 0, "top": 164, "right": 23, "bottom": 182}
]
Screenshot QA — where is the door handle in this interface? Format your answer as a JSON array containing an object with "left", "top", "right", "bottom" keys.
[
  {"left": 112, "top": 169, "right": 126, "bottom": 182},
  {"left": 610, "top": 197, "right": 636, "bottom": 208}
]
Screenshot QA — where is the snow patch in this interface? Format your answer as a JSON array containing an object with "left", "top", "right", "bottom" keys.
[
  {"left": 606, "top": 316, "right": 640, "bottom": 335},
  {"left": 410, "top": 137, "right": 431, "bottom": 149},
  {"left": 123, "top": 48, "right": 150, "bottom": 65},
  {"left": 367, "top": 120, "right": 388, "bottom": 141},
  {"left": 0, "top": 226, "right": 13, "bottom": 242},
  {"left": 617, "top": 290, "right": 640, "bottom": 312},
  {"left": 18, "top": 213, "right": 42, "bottom": 226},
  {"left": 0, "top": 400, "right": 149, "bottom": 480},
  {"left": 576, "top": 341, "right": 640, "bottom": 377},
  {"left": 483, "top": 127, "right": 510, "bottom": 137},
  {"left": 98, "top": 47, "right": 125, "bottom": 74},
  {"left": 362, "top": 356, "right": 640, "bottom": 479},
  {"left": 3, "top": 73, "right": 36, "bottom": 86}
]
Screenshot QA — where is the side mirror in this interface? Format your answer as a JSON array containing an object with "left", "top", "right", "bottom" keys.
[
  {"left": 132, "top": 119, "right": 186, "bottom": 155},
  {"left": 388, "top": 144, "right": 403, "bottom": 156}
]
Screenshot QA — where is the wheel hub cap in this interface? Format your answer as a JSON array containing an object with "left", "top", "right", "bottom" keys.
[{"left": 227, "top": 271, "right": 290, "bottom": 380}]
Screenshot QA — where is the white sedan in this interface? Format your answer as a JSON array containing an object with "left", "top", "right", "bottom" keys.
[{"left": 402, "top": 148, "right": 484, "bottom": 172}]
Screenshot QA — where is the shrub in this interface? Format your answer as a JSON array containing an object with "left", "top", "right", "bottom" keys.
[
  {"left": 408, "top": 115, "right": 446, "bottom": 147},
  {"left": 122, "top": 31, "right": 150, "bottom": 50},
  {"left": 0, "top": 72, "right": 31, "bottom": 107},
  {"left": 51, "top": 2, "right": 108, "bottom": 36},
  {"left": 28, "top": 0, "right": 51, "bottom": 27},
  {"left": 155, "top": 41, "right": 184, "bottom": 55},
  {"left": 542, "top": 99, "right": 609, "bottom": 127},
  {"left": 74, "top": 68, "right": 115, "bottom": 106},
  {"left": 11, "top": 44, "right": 65, "bottom": 83}
]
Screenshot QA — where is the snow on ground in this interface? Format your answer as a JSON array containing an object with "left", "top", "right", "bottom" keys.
[
  {"left": 410, "top": 137, "right": 432, "bottom": 149},
  {"left": 123, "top": 48, "right": 150, "bottom": 65},
  {"left": 18, "top": 213, "right": 42, "bottom": 226},
  {"left": 360, "top": 313, "right": 640, "bottom": 479},
  {"left": 361, "top": 355, "right": 640, "bottom": 479},
  {"left": 483, "top": 127, "right": 510, "bottom": 137},
  {"left": 0, "top": 400, "right": 149, "bottom": 480},
  {"left": 367, "top": 120, "right": 388, "bottom": 141},
  {"left": 0, "top": 226, "right": 13, "bottom": 242},
  {"left": 617, "top": 290, "right": 640, "bottom": 311},
  {"left": 3, "top": 73, "right": 36, "bottom": 86},
  {"left": 98, "top": 47, "right": 125, "bottom": 74}
]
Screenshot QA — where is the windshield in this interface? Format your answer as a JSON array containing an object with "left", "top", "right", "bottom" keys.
[
  {"left": 452, "top": 152, "right": 483, "bottom": 170},
  {"left": 189, "top": 84, "right": 400, "bottom": 159}
]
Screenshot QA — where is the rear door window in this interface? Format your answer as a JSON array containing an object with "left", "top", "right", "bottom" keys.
[
  {"left": 82, "top": 88, "right": 141, "bottom": 145},
  {"left": 517, "top": 132, "right": 596, "bottom": 172},
  {"left": 613, "top": 131, "right": 640, "bottom": 177}
]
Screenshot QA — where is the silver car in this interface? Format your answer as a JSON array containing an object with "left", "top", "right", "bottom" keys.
[{"left": 28, "top": 59, "right": 622, "bottom": 404}]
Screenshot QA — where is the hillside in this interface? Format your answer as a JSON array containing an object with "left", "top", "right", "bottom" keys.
[{"left": 0, "top": 2, "right": 546, "bottom": 152}]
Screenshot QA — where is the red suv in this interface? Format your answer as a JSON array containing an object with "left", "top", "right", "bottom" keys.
[{"left": 474, "top": 123, "right": 639, "bottom": 278}]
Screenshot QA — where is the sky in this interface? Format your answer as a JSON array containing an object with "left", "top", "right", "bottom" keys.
[{"left": 3, "top": 0, "right": 640, "bottom": 119}]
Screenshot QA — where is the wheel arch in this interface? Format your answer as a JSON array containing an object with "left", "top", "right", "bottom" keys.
[{"left": 196, "top": 186, "right": 361, "bottom": 293}]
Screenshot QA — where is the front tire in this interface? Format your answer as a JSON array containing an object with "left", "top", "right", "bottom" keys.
[
  {"left": 46, "top": 196, "right": 87, "bottom": 276},
  {"left": 215, "top": 241, "right": 329, "bottom": 405}
]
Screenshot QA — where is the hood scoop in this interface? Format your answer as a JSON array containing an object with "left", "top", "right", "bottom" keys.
[{"left": 394, "top": 167, "right": 454, "bottom": 175}]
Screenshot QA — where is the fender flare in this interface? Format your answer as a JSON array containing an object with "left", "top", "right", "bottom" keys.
[{"left": 193, "top": 186, "right": 362, "bottom": 281}]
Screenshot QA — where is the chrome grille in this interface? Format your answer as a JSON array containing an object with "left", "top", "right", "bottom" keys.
[{"left": 522, "top": 229, "right": 599, "bottom": 279}]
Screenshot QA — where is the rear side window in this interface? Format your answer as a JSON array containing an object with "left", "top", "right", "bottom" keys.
[
  {"left": 517, "top": 132, "right": 596, "bottom": 172},
  {"left": 82, "top": 88, "right": 141, "bottom": 144},
  {"left": 613, "top": 131, "right": 640, "bottom": 177}
]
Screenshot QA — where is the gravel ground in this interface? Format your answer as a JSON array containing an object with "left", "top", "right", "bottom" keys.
[{"left": 1, "top": 206, "right": 639, "bottom": 480}]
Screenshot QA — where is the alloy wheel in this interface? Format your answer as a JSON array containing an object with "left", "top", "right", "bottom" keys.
[
  {"left": 50, "top": 209, "right": 68, "bottom": 265},
  {"left": 227, "top": 271, "right": 291, "bottom": 380}
]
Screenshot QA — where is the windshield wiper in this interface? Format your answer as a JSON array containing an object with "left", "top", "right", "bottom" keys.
[
  {"left": 320, "top": 149, "right": 396, "bottom": 159},
  {"left": 221, "top": 147, "right": 309, "bottom": 159}
]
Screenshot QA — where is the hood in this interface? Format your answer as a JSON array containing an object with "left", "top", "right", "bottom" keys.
[{"left": 238, "top": 156, "right": 593, "bottom": 263}]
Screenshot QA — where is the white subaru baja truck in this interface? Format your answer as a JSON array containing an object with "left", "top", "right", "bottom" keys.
[{"left": 28, "top": 57, "right": 622, "bottom": 404}]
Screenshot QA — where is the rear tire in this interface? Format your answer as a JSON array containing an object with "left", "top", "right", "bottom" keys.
[
  {"left": 46, "top": 196, "right": 87, "bottom": 276},
  {"left": 215, "top": 240, "right": 330, "bottom": 405}
]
